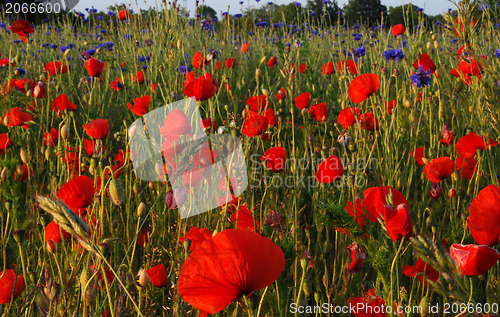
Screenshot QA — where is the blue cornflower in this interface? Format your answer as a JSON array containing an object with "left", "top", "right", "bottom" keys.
[
  {"left": 495, "top": 48, "right": 500, "bottom": 58},
  {"left": 383, "top": 49, "right": 405, "bottom": 61},
  {"left": 410, "top": 65, "right": 432, "bottom": 88},
  {"left": 354, "top": 47, "right": 365, "bottom": 58}
]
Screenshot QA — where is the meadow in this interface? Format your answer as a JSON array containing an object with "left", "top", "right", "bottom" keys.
[{"left": 0, "top": 0, "right": 500, "bottom": 316}]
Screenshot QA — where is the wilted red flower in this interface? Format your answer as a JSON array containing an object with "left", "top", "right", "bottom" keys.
[
  {"left": 0, "top": 133, "right": 13, "bottom": 154},
  {"left": 264, "top": 210, "right": 281, "bottom": 228},
  {"left": 231, "top": 203, "right": 260, "bottom": 232},
  {"left": 347, "top": 242, "right": 366, "bottom": 274},
  {"left": 57, "top": 175, "right": 95, "bottom": 213},
  {"left": 423, "top": 157, "right": 455, "bottom": 183},
  {"left": 348, "top": 74, "right": 379, "bottom": 104},
  {"left": 316, "top": 155, "right": 344, "bottom": 183},
  {"left": 9, "top": 19, "right": 34, "bottom": 43},
  {"left": 117, "top": 9, "right": 132, "bottom": 20},
  {"left": 413, "top": 52, "right": 436, "bottom": 73},
  {"left": 337, "top": 60, "right": 358, "bottom": 75},
  {"left": 321, "top": 62, "right": 335, "bottom": 75},
  {"left": 450, "top": 244, "right": 500, "bottom": 276},
  {"left": 268, "top": 56, "right": 277, "bottom": 67},
  {"left": 429, "top": 182, "right": 442, "bottom": 200},
  {"left": 467, "top": 185, "right": 500, "bottom": 247},
  {"left": 147, "top": 264, "right": 168, "bottom": 288},
  {"left": 45, "top": 221, "right": 70, "bottom": 252},
  {"left": 177, "top": 229, "right": 285, "bottom": 314},
  {"left": 391, "top": 24, "right": 405, "bottom": 36},
  {"left": 383, "top": 203, "right": 413, "bottom": 242},
  {"left": 276, "top": 88, "right": 286, "bottom": 100},
  {"left": 456, "top": 156, "right": 477, "bottom": 179},
  {"left": 84, "top": 58, "right": 105, "bottom": 77},
  {"left": 133, "top": 70, "right": 145, "bottom": 84},
  {"left": 241, "top": 115, "right": 268, "bottom": 138},
  {"left": 338, "top": 107, "right": 360, "bottom": 129},
  {"left": 359, "top": 112, "right": 379, "bottom": 131},
  {"left": 82, "top": 119, "right": 109, "bottom": 140},
  {"left": 309, "top": 102, "right": 328, "bottom": 122},
  {"left": 128, "top": 95, "right": 151, "bottom": 116},
  {"left": 52, "top": 94, "right": 77, "bottom": 116},
  {"left": 384, "top": 100, "right": 397, "bottom": 115},
  {"left": 440, "top": 125, "right": 453, "bottom": 145},
  {"left": 261, "top": 146, "right": 286, "bottom": 173},
  {"left": 410, "top": 146, "right": 426, "bottom": 166},
  {"left": 44, "top": 61, "right": 68, "bottom": 76},
  {"left": 294, "top": 92, "right": 311, "bottom": 110},
  {"left": 2, "top": 107, "right": 33, "bottom": 129},
  {"left": 160, "top": 109, "right": 192, "bottom": 138},
  {"left": 180, "top": 227, "right": 213, "bottom": 251},
  {"left": 246, "top": 95, "right": 268, "bottom": 111},
  {"left": 225, "top": 57, "right": 236, "bottom": 69},
  {"left": 363, "top": 186, "right": 408, "bottom": 222},
  {"left": 347, "top": 289, "right": 387, "bottom": 317},
  {"left": 0, "top": 269, "right": 24, "bottom": 304},
  {"left": 403, "top": 258, "right": 439, "bottom": 285},
  {"left": 455, "top": 132, "right": 498, "bottom": 158}
]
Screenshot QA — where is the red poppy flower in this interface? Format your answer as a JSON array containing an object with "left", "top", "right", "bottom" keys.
[
  {"left": 128, "top": 95, "right": 151, "bottom": 116},
  {"left": 42, "top": 128, "right": 58, "bottom": 147},
  {"left": 423, "top": 157, "right": 455, "bottom": 183},
  {"left": 83, "top": 119, "right": 109, "bottom": 140},
  {"left": 321, "top": 62, "right": 335, "bottom": 75},
  {"left": 193, "top": 51, "right": 206, "bottom": 69},
  {"left": 384, "top": 100, "right": 397, "bottom": 115},
  {"left": 159, "top": 109, "right": 192, "bottom": 139},
  {"left": 83, "top": 139, "right": 106, "bottom": 157},
  {"left": 345, "top": 198, "right": 368, "bottom": 229},
  {"left": 201, "top": 118, "right": 217, "bottom": 132},
  {"left": 347, "top": 289, "right": 386, "bottom": 317},
  {"left": 359, "top": 112, "right": 379, "bottom": 131},
  {"left": 110, "top": 78, "right": 125, "bottom": 91},
  {"left": 410, "top": 146, "right": 425, "bottom": 166},
  {"left": 391, "top": 24, "right": 405, "bottom": 36},
  {"left": 147, "top": 264, "right": 168, "bottom": 288},
  {"left": 450, "top": 67, "right": 473, "bottom": 85},
  {"left": 299, "top": 63, "right": 307, "bottom": 73},
  {"left": 276, "top": 88, "right": 286, "bottom": 100},
  {"left": 44, "top": 61, "right": 68, "bottom": 76},
  {"left": 216, "top": 61, "right": 223, "bottom": 71},
  {"left": 137, "top": 227, "right": 150, "bottom": 247},
  {"left": 403, "top": 258, "right": 439, "bottom": 285},
  {"left": 13, "top": 78, "right": 35, "bottom": 94},
  {"left": 413, "top": 52, "right": 436, "bottom": 73},
  {"left": 231, "top": 204, "right": 260, "bottom": 232},
  {"left": 45, "top": 221, "right": 70, "bottom": 252},
  {"left": 268, "top": 56, "right": 277, "bottom": 67},
  {"left": 56, "top": 175, "right": 95, "bottom": 213},
  {"left": 347, "top": 242, "right": 366, "bottom": 274},
  {"left": 454, "top": 17, "right": 478, "bottom": 38},
  {"left": 458, "top": 58, "right": 483, "bottom": 77},
  {"left": 260, "top": 146, "right": 286, "bottom": 173},
  {"left": 456, "top": 156, "right": 477, "bottom": 179},
  {"left": 177, "top": 229, "right": 285, "bottom": 314},
  {"left": 383, "top": 203, "right": 413, "bottom": 242},
  {"left": 338, "top": 107, "right": 360, "bottom": 129},
  {"left": 225, "top": 58, "right": 236, "bottom": 69},
  {"left": 337, "top": 60, "right": 358, "bottom": 75},
  {"left": 450, "top": 244, "right": 500, "bottom": 276},
  {"left": 440, "top": 125, "right": 453, "bottom": 145},
  {"left": 244, "top": 108, "right": 277, "bottom": 127},
  {"left": 180, "top": 227, "right": 213, "bottom": 251},
  {"left": 316, "top": 155, "right": 344, "bottom": 183},
  {"left": 363, "top": 186, "right": 408, "bottom": 222},
  {"left": 84, "top": 58, "right": 105, "bottom": 78},
  {"left": 455, "top": 132, "right": 498, "bottom": 158},
  {"left": 467, "top": 185, "right": 500, "bottom": 247},
  {"left": 0, "top": 133, "right": 13, "bottom": 154},
  {"left": 241, "top": 115, "right": 268, "bottom": 138},
  {"left": 2, "top": 107, "right": 33, "bottom": 129},
  {"left": 348, "top": 74, "right": 379, "bottom": 103},
  {"left": 117, "top": 9, "right": 132, "bottom": 20},
  {"left": 89, "top": 265, "right": 114, "bottom": 291},
  {"left": 240, "top": 42, "right": 250, "bottom": 53},
  {"left": 9, "top": 19, "right": 34, "bottom": 43},
  {"left": 52, "top": 94, "right": 77, "bottom": 115},
  {"left": 309, "top": 102, "right": 328, "bottom": 122},
  {"left": 0, "top": 269, "right": 24, "bottom": 304},
  {"left": 246, "top": 95, "right": 268, "bottom": 111},
  {"left": 294, "top": 92, "right": 311, "bottom": 110},
  {"left": 133, "top": 70, "right": 145, "bottom": 84}
]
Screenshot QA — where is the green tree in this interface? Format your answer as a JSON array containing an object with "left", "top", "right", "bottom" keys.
[
  {"left": 306, "top": 0, "right": 339, "bottom": 25},
  {"left": 196, "top": 4, "right": 217, "bottom": 19},
  {"left": 388, "top": 4, "right": 428, "bottom": 29},
  {"left": 342, "top": 0, "right": 387, "bottom": 26}
]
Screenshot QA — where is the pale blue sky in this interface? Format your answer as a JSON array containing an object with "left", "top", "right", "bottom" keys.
[{"left": 74, "top": 0, "right": 455, "bottom": 16}]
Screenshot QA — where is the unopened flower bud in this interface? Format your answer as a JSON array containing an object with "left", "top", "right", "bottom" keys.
[
  {"left": 60, "top": 125, "right": 70, "bottom": 140},
  {"left": 20, "top": 148, "right": 30, "bottom": 164}
]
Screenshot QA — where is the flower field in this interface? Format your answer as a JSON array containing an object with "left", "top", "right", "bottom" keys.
[{"left": 0, "top": 1, "right": 500, "bottom": 316}]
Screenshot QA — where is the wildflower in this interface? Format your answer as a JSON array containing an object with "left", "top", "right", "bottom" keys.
[{"left": 409, "top": 65, "right": 432, "bottom": 88}]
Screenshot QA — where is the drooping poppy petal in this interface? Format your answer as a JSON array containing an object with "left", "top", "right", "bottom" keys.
[
  {"left": 9, "top": 19, "right": 34, "bottom": 43},
  {"left": 359, "top": 112, "right": 379, "bottom": 131},
  {"left": 192, "top": 51, "right": 206, "bottom": 69},
  {"left": 44, "top": 61, "right": 68, "bottom": 76},
  {"left": 0, "top": 133, "right": 13, "bottom": 153},
  {"left": 321, "top": 62, "right": 335, "bottom": 75},
  {"left": 337, "top": 60, "right": 358, "bottom": 75},
  {"left": 467, "top": 185, "right": 500, "bottom": 247},
  {"left": 348, "top": 74, "right": 379, "bottom": 104},
  {"left": 423, "top": 157, "right": 455, "bottom": 183},
  {"left": 2, "top": 107, "right": 33, "bottom": 129},
  {"left": 260, "top": 146, "right": 286, "bottom": 173},
  {"left": 84, "top": 58, "right": 105, "bottom": 77},
  {"left": 268, "top": 56, "right": 277, "bottom": 67},
  {"left": 83, "top": 119, "right": 109, "bottom": 139},
  {"left": 384, "top": 100, "right": 397, "bottom": 115},
  {"left": 315, "top": 155, "right": 344, "bottom": 183},
  {"left": 450, "top": 244, "right": 500, "bottom": 276},
  {"left": 177, "top": 229, "right": 285, "bottom": 314},
  {"left": 440, "top": 125, "right": 453, "bottom": 145},
  {"left": 45, "top": 221, "right": 71, "bottom": 252},
  {"left": 231, "top": 204, "right": 260, "bottom": 232},
  {"left": 180, "top": 227, "right": 213, "bottom": 251},
  {"left": 347, "top": 242, "right": 366, "bottom": 274},
  {"left": 403, "top": 258, "right": 439, "bottom": 285},
  {"left": 225, "top": 58, "right": 236, "bottom": 69}
]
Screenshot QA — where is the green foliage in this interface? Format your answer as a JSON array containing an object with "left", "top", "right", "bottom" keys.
[
  {"left": 196, "top": 4, "right": 217, "bottom": 19},
  {"left": 342, "top": 0, "right": 387, "bottom": 26}
]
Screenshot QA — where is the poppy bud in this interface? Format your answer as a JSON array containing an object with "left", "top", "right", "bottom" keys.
[
  {"left": 1, "top": 167, "right": 8, "bottom": 180},
  {"left": 44, "top": 148, "right": 53, "bottom": 161},
  {"left": 108, "top": 179, "right": 124, "bottom": 206},
  {"left": 405, "top": 99, "right": 411, "bottom": 109},
  {"left": 60, "top": 125, "right": 70, "bottom": 140},
  {"left": 176, "top": 39, "right": 181, "bottom": 49},
  {"left": 261, "top": 89, "right": 269, "bottom": 96},
  {"left": 426, "top": 42, "right": 431, "bottom": 49},
  {"left": 419, "top": 296, "right": 430, "bottom": 317},
  {"left": 20, "top": 148, "right": 30, "bottom": 164},
  {"left": 393, "top": 68, "right": 399, "bottom": 77},
  {"left": 421, "top": 157, "right": 429, "bottom": 165},
  {"left": 137, "top": 202, "right": 146, "bottom": 217},
  {"left": 133, "top": 182, "right": 140, "bottom": 194},
  {"left": 448, "top": 188, "right": 456, "bottom": 198},
  {"left": 255, "top": 68, "right": 260, "bottom": 77},
  {"left": 148, "top": 181, "right": 154, "bottom": 190},
  {"left": 300, "top": 257, "right": 308, "bottom": 270},
  {"left": 260, "top": 56, "right": 267, "bottom": 64},
  {"left": 33, "top": 81, "right": 46, "bottom": 98},
  {"left": 433, "top": 41, "right": 438, "bottom": 49},
  {"left": 136, "top": 269, "right": 150, "bottom": 290},
  {"left": 183, "top": 238, "right": 192, "bottom": 251}
]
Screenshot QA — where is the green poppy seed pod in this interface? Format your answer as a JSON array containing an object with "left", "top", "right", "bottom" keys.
[
  {"left": 109, "top": 178, "right": 124, "bottom": 206},
  {"left": 20, "top": 148, "right": 30, "bottom": 164},
  {"left": 300, "top": 258, "right": 308, "bottom": 271},
  {"left": 183, "top": 238, "right": 192, "bottom": 251},
  {"left": 419, "top": 296, "right": 430, "bottom": 317},
  {"left": 136, "top": 269, "right": 150, "bottom": 290},
  {"left": 5, "top": 200, "right": 12, "bottom": 211},
  {"left": 45, "top": 148, "right": 53, "bottom": 161},
  {"left": 303, "top": 279, "right": 311, "bottom": 297},
  {"left": 1, "top": 167, "right": 7, "bottom": 180},
  {"left": 90, "top": 159, "right": 97, "bottom": 169},
  {"left": 137, "top": 202, "right": 146, "bottom": 217},
  {"left": 314, "top": 291, "right": 320, "bottom": 303},
  {"left": 60, "top": 125, "right": 70, "bottom": 140},
  {"left": 133, "top": 182, "right": 140, "bottom": 195}
]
